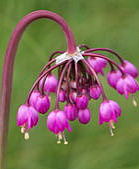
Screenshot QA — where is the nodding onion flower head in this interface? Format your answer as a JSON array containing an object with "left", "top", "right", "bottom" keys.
[{"left": 15, "top": 10, "right": 139, "bottom": 143}]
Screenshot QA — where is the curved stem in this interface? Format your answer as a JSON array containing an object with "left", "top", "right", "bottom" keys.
[
  {"left": 83, "top": 52, "right": 125, "bottom": 75},
  {"left": 84, "top": 48, "right": 124, "bottom": 63},
  {"left": 0, "top": 10, "right": 76, "bottom": 168}
]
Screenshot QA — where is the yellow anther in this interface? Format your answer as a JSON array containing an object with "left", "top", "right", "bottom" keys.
[
  {"left": 21, "top": 127, "right": 25, "bottom": 134},
  {"left": 132, "top": 98, "right": 137, "bottom": 107},
  {"left": 24, "top": 132, "right": 29, "bottom": 140},
  {"left": 64, "top": 141, "right": 68, "bottom": 145},
  {"left": 57, "top": 140, "right": 61, "bottom": 144}
]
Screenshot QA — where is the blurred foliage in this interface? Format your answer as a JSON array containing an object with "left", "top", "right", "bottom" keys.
[{"left": 0, "top": 0, "right": 139, "bottom": 169}]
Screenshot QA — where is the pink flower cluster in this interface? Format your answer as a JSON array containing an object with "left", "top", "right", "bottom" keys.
[{"left": 17, "top": 45, "right": 139, "bottom": 143}]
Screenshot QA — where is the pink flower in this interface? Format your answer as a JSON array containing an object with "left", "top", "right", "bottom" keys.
[
  {"left": 17, "top": 104, "right": 39, "bottom": 129},
  {"left": 46, "top": 109, "right": 72, "bottom": 134},
  {"left": 99, "top": 100, "right": 121, "bottom": 125},
  {"left": 107, "top": 70, "right": 122, "bottom": 88},
  {"left": 58, "top": 89, "right": 67, "bottom": 102},
  {"left": 89, "top": 85, "right": 101, "bottom": 100},
  {"left": 64, "top": 104, "right": 78, "bottom": 121},
  {"left": 78, "top": 108, "right": 91, "bottom": 124},
  {"left": 39, "top": 74, "right": 58, "bottom": 93},
  {"left": 87, "top": 57, "right": 107, "bottom": 75},
  {"left": 116, "top": 75, "right": 139, "bottom": 98},
  {"left": 120, "top": 60, "right": 138, "bottom": 78},
  {"left": 76, "top": 94, "right": 89, "bottom": 109}
]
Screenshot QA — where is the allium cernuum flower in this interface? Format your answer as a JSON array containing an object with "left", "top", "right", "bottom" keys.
[
  {"left": 107, "top": 70, "right": 122, "bottom": 88},
  {"left": 64, "top": 104, "right": 78, "bottom": 121},
  {"left": 78, "top": 108, "right": 91, "bottom": 124},
  {"left": 116, "top": 75, "right": 139, "bottom": 98},
  {"left": 87, "top": 57, "right": 107, "bottom": 75},
  {"left": 121, "top": 60, "right": 138, "bottom": 78},
  {"left": 39, "top": 74, "right": 58, "bottom": 93},
  {"left": 99, "top": 100, "right": 121, "bottom": 136},
  {"left": 17, "top": 104, "right": 39, "bottom": 139},
  {"left": 29, "top": 91, "right": 50, "bottom": 114},
  {"left": 14, "top": 10, "right": 139, "bottom": 143},
  {"left": 58, "top": 89, "right": 67, "bottom": 102},
  {"left": 89, "top": 84, "right": 102, "bottom": 100},
  {"left": 76, "top": 94, "right": 89, "bottom": 109},
  {"left": 47, "top": 110, "right": 72, "bottom": 144}
]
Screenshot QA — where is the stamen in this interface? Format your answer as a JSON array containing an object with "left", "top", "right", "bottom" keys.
[
  {"left": 24, "top": 132, "right": 30, "bottom": 140},
  {"left": 132, "top": 97, "right": 137, "bottom": 107},
  {"left": 56, "top": 133, "right": 62, "bottom": 144},
  {"left": 108, "top": 121, "right": 115, "bottom": 136},
  {"left": 63, "top": 133, "right": 68, "bottom": 145},
  {"left": 21, "top": 127, "right": 25, "bottom": 134},
  {"left": 109, "top": 127, "right": 114, "bottom": 137}
]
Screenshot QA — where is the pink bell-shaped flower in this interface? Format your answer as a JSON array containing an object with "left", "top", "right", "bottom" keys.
[
  {"left": 107, "top": 70, "right": 122, "bottom": 88},
  {"left": 120, "top": 60, "right": 138, "bottom": 78},
  {"left": 116, "top": 75, "right": 139, "bottom": 98},
  {"left": 99, "top": 100, "right": 121, "bottom": 125},
  {"left": 87, "top": 57, "right": 107, "bottom": 75}
]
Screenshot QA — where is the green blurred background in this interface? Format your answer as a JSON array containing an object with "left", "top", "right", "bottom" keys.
[{"left": 0, "top": 0, "right": 139, "bottom": 169}]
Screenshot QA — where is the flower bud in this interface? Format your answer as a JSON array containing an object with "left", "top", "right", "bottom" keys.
[
  {"left": 89, "top": 85, "right": 101, "bottom": 100},
  {"left": 64, "top": 104, "right": 78, "bottom": 121},
  {"left": 58, "top": 89, "right": 67, "bottom": 102},
  {"left": 39, "top": 74, "right": 58, "bottom": 93},
  {"left": 76, "top": 94, "right": 89, "bottom": 109},
  {"left": 78, "top": 108, "right": 91, "bottom": 124},
  {"left": 107, "top": 70, "right": 122, "bottom": 88}
]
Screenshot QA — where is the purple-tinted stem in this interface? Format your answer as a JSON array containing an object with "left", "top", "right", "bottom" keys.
[
  {"left": 66, "top": 63, "right": 72, "bottom": 101},
  {"left": 83, "top": 52, "right": 125, "bottom": 75},
  {"left": 39, "top": 58, "right": 56, "bottom": 76},
  {"left": 82, "top": 59, "right": 107, "bottom": 100},
  {"left": 84, "top": 48, "right": 124, "bottom": 63},
  {"left": 27, "top": 61, "right": 67, "bottom": 104},
  {"left": 78, "top": 44, "right": 90, "bottom": 50},
  {"left": 55, "top": 60, "right": 72, "bottom": 109},
  {"left": 0, "top": 10, "right": 77, "bottom": 168}
]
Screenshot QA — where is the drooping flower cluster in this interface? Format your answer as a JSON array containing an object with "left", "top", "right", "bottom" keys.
[{"left": 16, "top": 44, "right": 139, "bottom": 143}]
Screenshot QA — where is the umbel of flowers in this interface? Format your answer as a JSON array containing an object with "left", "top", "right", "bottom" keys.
[
  {"left": 1, "top": 11, "right": 138, "bottom": 147},
  {"left": 16, "top": 12, "right": 139, "bottom": 144}
]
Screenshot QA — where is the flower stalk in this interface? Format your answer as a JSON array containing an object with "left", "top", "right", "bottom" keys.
[{"left": 0, "top": 10, "right": 76, "bottom": 169}]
